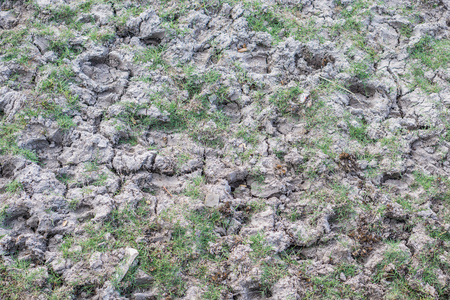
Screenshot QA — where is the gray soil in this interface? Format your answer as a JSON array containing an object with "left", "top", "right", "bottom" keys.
[{"left": 0, "top": 0, "right": 449, "bottom": 299}]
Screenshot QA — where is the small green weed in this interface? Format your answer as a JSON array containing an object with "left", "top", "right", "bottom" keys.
[
  {"left": 235, "top": 127, "right": 259, "bottom": 145},
  {"left": 259, "top": 263, "right": 285, "bottom": 297},
  {"left": 247, "top": 233, "right": 288, "bottom": 296},
  {"left": 303, "top": 262, "right": 362, "bottom": 298},
  {"left": 0, "top": 205, "right": 8, "bottom": 225},
  {"left": 4, "top": 180, "right": 22, "bottom": 194},
  {"left": 0, "top": 122, "right": 38, "bottom": 162},
  {"left": 0, "top": 29, "right": 29, "bottom": 63},
  {"left": 407, "top": 36, "right": 450, "bottom": 93},
  {"left": 177, "top": 153, "right": 191, "bottom": 168},
  {"left": 248, "top": 232, "right": 271, "bottom": 259},
  {"left": 48, "top": 5, "right": 77, "bottom": 25},
  {"left": 409, "top": 66, "right": 440, "bottom": 93},
  {"left": 185, "top": 176, "right": 204, "bottom": 199},
  {"left": 351, "top": 61, "right": 372, "bottom": 81},
  {"left": 274, "top": 149, "right": 286, "bottom": 161},
  {"left": 399, "top": 25, "right": 413, "bottom": 38},
  {"left": 38, "top": 64, "right": 74, "bottom": 94},
  {"left": 134, "top": 46, "right": 168, "bottom": 71},
  {"left": 413, "top": 171, "right": 439, "bottom": 195},
  {"left": 250, "top": 168, "right": 265, "bottom": 184},
  {"left": 113, "top": 5, "right": 144, "bottom": 27},
  {"left": 48, "top": 30, "right": 82, "bottom": 61},
  {"left": 374, "top": 242, "right": 410, "bottom": 283},
  {"left": 0, "top": 258, "right": 57, "bottom": 299},
  {"left": 88, "top": 28, "right": 116, "bottom": 44},
  {"left": 269, "top": 86, "right": 303, "bottom": 116},
  {"left": 92, "top": 172, "right": 108, "bottom": 187},
  {"left": 202, "top": 284, "right": 224, "bottom": 300},
  {"left": 84, "top": 160, "right": 99, "bottom": 172},
  {"left": 315, "top": 136, "right": 334, "bottom": 158},
  {"left": 427, "top": 225, "right": 450, "bottom": 242},
  {"left": 347, "top": 118, "right": 372, "bottom": 145},
  {"left": 408, "top": 36, "right": 450, "bottom": 70},
  {"left": 34, "top": 64, "right": 79, "bottom": 131},
  {"left": 67, "top": 199, "right": 79, "bottom": 211},
  {"left": 78, "top": 0, "right": 94, "bottom": 12},
  {"left": 293, "top": 19, "right": 322, "bottom": 43},
  {"left": 245, "top": 2, "right": 289, "bottom": 42}
]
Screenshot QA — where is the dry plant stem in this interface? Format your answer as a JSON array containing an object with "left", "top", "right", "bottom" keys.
[{"left": 163, "top": 186, "right": 173, "bottom": 197}]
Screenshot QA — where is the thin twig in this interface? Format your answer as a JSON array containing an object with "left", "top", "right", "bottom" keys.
[{"left": 163, "top": 186, "right": 173, "bottom": 197}]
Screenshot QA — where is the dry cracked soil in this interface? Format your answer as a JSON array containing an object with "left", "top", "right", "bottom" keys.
[{"left": 0, "top": 0, "right": 450, "bottom": 299}]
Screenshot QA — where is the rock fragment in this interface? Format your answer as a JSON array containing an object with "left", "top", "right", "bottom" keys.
[{"left": 205, "top": 193, "right": 220, "bottom": 208}]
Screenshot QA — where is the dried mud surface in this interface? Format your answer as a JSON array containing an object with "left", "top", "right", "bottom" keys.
[{"left": 0, "top": 0, "right": 450, "bottom": 299}]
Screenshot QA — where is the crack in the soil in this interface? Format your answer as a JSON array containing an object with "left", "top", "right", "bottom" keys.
[{"left": 387, "top": 66, "right": 404, "bottom": 118}]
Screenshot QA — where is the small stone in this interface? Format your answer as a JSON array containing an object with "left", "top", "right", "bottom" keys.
[
  {"left": 44, "top": 51, "right": 58, "bottom": 62},
  {"left": 133, "top": 291, "right": 157, "bottom": 300},
  {"left": 113, "top": 248, "right": 139, "bottom": 282},
  {"left": 29, "top": 266, "right": 49, "bottom": 287},
  {"left": 417, "top": 208, "right": 437, "bottom": 219},
  {"left": 205, "top": 193, "right": 220, "bottom": 207},
  {"left": 68, "top": 245, "right": 82, "bottom": 254},
  {"left": 299, "top": 92, "right": 309, "bottom": 104},
  {"left": 358, "top": 160, "right": 368, "bottom": 170},
  {"left": 0, "top": 10, "right": 17, "bottom": 29},
  {"left": 135, "top": 269, "right": 154, "bottom": 286},
  {"left": 423, "top": 284, "right": 437, "bottom": 297}
]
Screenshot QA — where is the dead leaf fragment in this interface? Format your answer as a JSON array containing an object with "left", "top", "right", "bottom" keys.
[{"left": 238, "top": 44, "right": 248, "bottom": 52}]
